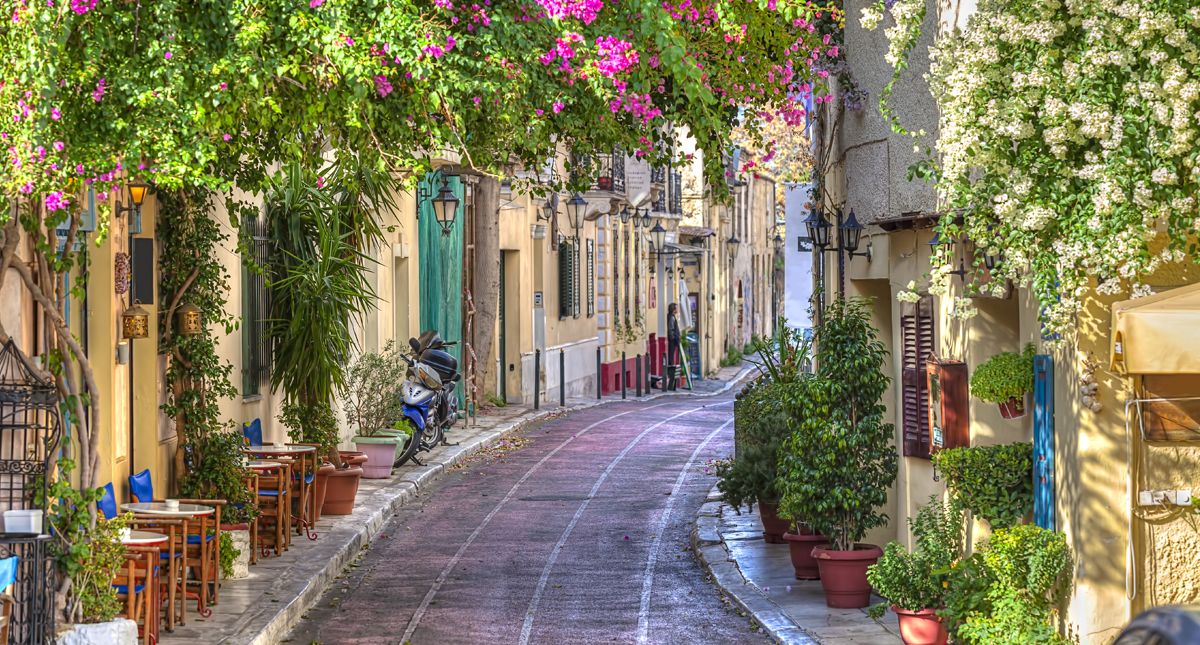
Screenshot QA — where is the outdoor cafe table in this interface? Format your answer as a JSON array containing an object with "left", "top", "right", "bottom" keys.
[
  {"left": 121, "top": 530, "right": 168, "bottom": 546},
  {"left": 241, "top": 445, "right": 319, "bottom": 541},
  {"left": 121, "top": 502, "right": 216, "bottom": 622}
]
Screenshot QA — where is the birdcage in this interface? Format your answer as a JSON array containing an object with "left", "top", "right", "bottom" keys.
[{"left": 0, "top": 339, "right": 61, "bottom": 643}]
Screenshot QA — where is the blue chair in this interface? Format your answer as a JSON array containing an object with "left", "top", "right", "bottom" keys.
[
  {"left": 129, "top": 469, "right": 154, "bottom": 504},
  {"left": 98, "top": 483, "right": 118, "bottom": 520},
  {"left": 242, "top": 419, "right": 263, "bottom": 446},
  {"left": 0, "top": 556, "right": 18, "bottom": 591}
]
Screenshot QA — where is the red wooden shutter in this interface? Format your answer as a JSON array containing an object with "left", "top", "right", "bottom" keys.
[{"left": 901, "top": 298, "right": 934, "bottom": 458}]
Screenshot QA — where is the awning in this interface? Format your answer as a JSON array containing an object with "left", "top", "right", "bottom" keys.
[
  {"left": 1111, "top": 282, "right": 1200, "bottom": 374},
  {"left": 663, "top": 242, "right": 705, "bottom": 255},
  {"left": 678, "top": 226, "right": 715, "bottom": 239}
]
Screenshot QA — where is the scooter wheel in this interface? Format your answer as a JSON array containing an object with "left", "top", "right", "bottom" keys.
[{"left": 393, "top": 419, "right": 424, "bottom": 467}]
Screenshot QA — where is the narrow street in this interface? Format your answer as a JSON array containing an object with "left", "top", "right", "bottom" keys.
[{"left": 288, "top": 392, "right": 769, "bottom": 645}]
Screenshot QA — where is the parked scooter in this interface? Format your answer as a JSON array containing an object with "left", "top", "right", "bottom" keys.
[{"left": 393, "top": 330, "right": 461, "bottom": 467}]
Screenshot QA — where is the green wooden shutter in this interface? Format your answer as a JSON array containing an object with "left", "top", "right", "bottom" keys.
[
  {"left": 558, "top": 240, "right": 575, "bottom": 319},
  {"left": 418, "top": 173, "right": 465, "bottom": 366}
]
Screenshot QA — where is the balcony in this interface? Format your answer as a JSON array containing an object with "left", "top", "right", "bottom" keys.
[
  {"left": 651, "top": 165, "right": 666, "bottom": 185},
  {"left": 573, "top": 151, "right": 625, "bottom": 195}
]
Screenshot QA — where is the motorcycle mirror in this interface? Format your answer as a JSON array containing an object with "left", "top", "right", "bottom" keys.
[{"left": 409, "top": 337, "right": 421, "bottom": 353}]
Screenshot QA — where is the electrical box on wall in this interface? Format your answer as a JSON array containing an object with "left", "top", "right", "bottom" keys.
[{"left": 927, "top": 359, "right": 969, "bottom": 453}]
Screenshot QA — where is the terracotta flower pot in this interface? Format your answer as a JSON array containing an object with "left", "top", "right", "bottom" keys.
[
  {"left": 998, "top": 396, "right": 1026, "bottom": 419},
  {"left": 322, "top": 466, "right": 363, "bottom": 515},
  {"left": 893, "top": 606, "right": 948, "bottom": 645},
  {"left": 757, "top": 499, "right": 789, "bottom": 544},
  {"left": 782, "top": 531, "right": 825, "bottom": 580},
  {"left": 312, "top": 462, "right": 336, "bottom": 523},
  {"left": 354, "top": 437, "right": 401, "bottom": 479},
  {"left": 812, "top": 543, "right": 882, "bottom": 608},
  {"left": 338, "top": 450, "right": 369, "bottom": 467}
]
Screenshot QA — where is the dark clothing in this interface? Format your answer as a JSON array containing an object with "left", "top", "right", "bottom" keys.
[{"left": 666, "top": 312, "right": 681, "bottom": 391}]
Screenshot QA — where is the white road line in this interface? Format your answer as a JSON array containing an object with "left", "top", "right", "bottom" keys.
[
  {"left": 637, "top": 418, "right": 731, "bottom": 643},
  {"left": 518, "top": 402, "right": 732, "bottom": 645},
  {"left": 400, "top": 401, "right": 676, "bottom": 643}
]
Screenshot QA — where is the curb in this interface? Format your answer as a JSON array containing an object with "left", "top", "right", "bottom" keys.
[
  {"left": 692, "top": 486, "right": 820, "bottom": 645},
  {"left": 243, "top": 365, "right": 755, "bottom": 645}
]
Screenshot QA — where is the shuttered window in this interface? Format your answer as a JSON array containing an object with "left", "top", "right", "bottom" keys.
[
  {"left": 559, "top": 239, "right": 578, "bottom": 319},
  {"left": 586, "top": 239, "right": 595, "bottom": 318},
  {"left": 242, "top": 214, "right": 271, "bottom": 397},
  {"left": 901, "top": 297, "right": 935, "bottom": 458}
]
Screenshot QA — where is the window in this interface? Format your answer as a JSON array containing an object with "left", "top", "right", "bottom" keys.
[
  {"left": 901, "top": 297, "right": 935, "bottom": 458},
  {"left": 586, "top": 239, "right": 595, "bottom": 317},
  {"left": 558, "top": 239, "right": 579, "bottom": 319},
  {"left": 242, "top": 214, "right": 271, "bottom": 397}
]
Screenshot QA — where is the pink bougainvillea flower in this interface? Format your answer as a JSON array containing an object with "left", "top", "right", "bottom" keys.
[
  {"left": 91, "top": 78, "right": 106, "bottom": 102},
  {"left": 70, "top": 0, "right": 96, "bottom": 14},
  {"left": 219, "top": 82, "right": 228, "bottom": 90},
  {"left": 50, "top": 107, "right": 61, "bottom": 121},
  {"left": 164, "top": 51, "right": 173, "bottom": 60},
  {"left": 309, "top": 0, "right": 325, "bottom": 6},
  {"left": 374, "top": 75, "right": 393, "bottom": 97},
  {"left": 18, "top": 182, "right": 32, "bottom": 195},
  {"left": 52, "top": 141, "right": 64, "bottom": 151},
  {"left": 44, "top": 192, "right": 67, "bottom": 212},
  {"left": 552, "top": 100, "right": 565, "bottom": 113},
  {"left": 316, "top": 176, "right": 325, "bottom": 189},
  {"left": 222, "top": 133, "right": 232, "bottom": 141},
  {"left": 537, "top": 0, "right": 603, "bottom": 24},
  {"left": 472, "top": 96, "right": 481, "bottom": 105}
]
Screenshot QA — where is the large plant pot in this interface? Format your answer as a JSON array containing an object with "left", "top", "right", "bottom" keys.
[
  {"left": 322, "top": 466, "right": 363, "bottom": 515},
  {"left": 998, "top": 396, "right": 1026, "bottom": 419},
  {"left": 893, "top": 606, "right": 948, "bottom": 645},
  {"left": 338, "top": 450, "right": 369, "bottom": 467},
  {"left": 812, "top": 544, "right": 882, "bottom": 608},
  {"left": 220, "top": 526, "right": 251, "bottom": 579},
  {"left": 353, "top": 436, "right": 401, "bottom": 479},
  {"left": 312, "top": 462, "right": 336, "bottom": 522},
  {"left": 757, "top": 499, "right": 789, "bottom": 544},
  {"left": 782, "top": 531, "right": 825, "bottom": 580}
]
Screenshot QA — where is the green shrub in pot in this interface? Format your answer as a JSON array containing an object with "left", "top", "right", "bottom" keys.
[
  {"left": 777, "top": 298, "right": 896, "bottom": 551},
  {"left": 867, "top": 497, "right": 964, "bottom": 616},
  {"left": 969, "top": 344, "right": 1034, "bottom": 405},
  {"left": 932, "top": 442, "right": 1033, "bottom": 529},
  {"left": 941, "top": 524, "right": 1072, "bottom": 644}
]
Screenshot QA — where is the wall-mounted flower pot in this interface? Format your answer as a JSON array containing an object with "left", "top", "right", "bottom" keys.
[
  {"left": 892, "top": 606, "right": 947, "bottom": 645},
  {"left": 812, "top": 543, "right": 882, "bottom": 608},
  {"left": 353, "top": 436, "right": 402, "bottom": 479},
  {"left": 997, "top": 396, "right": 1026, "bottom": 419},
  {"left": 782, "top": 530, "right": 825, "bottom": 579},
  {"left": 756, "top": 498, "right": 789, "bottom": 544},
  {"left": 322, "top": 466, "right": 363, "bottom": 515}
]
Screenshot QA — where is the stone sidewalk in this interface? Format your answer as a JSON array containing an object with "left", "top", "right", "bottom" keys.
[
  {"left": 694, "top": 489, "right": 904, "bottom": 645},
  {"left": 160, "top": 364, "right": 751, "bottom": 645}
]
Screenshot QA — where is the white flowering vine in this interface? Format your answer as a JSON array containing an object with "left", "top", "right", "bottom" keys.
[{"left": 868, "top": 0, "right": 1200, "bottom": 336}]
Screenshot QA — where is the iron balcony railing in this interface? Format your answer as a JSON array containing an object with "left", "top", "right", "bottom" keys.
[
  {"left": 651, "top": 165, "right": 666, "bottom": 184},
  {"left": 572, "top": 152, "right": 626, "bottom": 194}
]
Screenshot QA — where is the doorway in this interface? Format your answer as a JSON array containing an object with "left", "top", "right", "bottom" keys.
[{"left": 417, "top": 172, "right": 465, "bottom": 365}]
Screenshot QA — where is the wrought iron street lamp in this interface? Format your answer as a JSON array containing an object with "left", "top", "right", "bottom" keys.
[
  {"left": 431, "top": 180, "right": 459, "bottom": 236},
  {"left": 928, "top": 229, "right": 969, "bottom": 280},
  {"left": 565, "top": 194, "right": 587, "bottom": 228},
  {"left": 116, "top": 182, "right": 151, "bottom": 219}
]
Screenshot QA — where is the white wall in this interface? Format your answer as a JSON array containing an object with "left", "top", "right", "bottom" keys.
[{"left": 784, "top": 183, "right": 814, "bottom": 332}]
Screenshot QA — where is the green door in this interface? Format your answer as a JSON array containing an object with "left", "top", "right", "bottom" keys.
[{"left": 418, "top": 172, "right": 464, "bottom": 366}]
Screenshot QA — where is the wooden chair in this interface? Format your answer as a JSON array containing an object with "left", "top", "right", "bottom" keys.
[
  {"left": 255, "top": 461, "right": 291, "bottom": 557},
  {"left": 130, "top": 518, "right": 185, "bottom": 630},
  {"left": 114, "top": 547, "right": 158, "bottom": 644},
  {"left": 243, "top": 473, "right": 260, "bottom": 566},
  {"left": 179, "top": 498, "right": 225, "bottom": 609},
  {"left": 0, "top": 593, "right": 12, "bottom": 645}
]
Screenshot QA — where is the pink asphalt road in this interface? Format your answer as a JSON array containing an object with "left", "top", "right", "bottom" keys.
[{"left": 287, "top": 391, "right": 770, "bottom": 645}]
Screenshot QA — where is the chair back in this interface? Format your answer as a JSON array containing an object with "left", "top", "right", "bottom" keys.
[
  {"left": 98, "top": 483, "right": 118, "bottom": 520},
  {"left": 243, "top": 418, "right": 263, "bottom": 446},
  {"left": 129, "top": 469, "right": 154, "bottom": 503},
  {"left": 0, "top": 557, "right": 17, "bottom": 592}
]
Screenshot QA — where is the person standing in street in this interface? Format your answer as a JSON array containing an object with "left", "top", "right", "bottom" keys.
[{"left": 667, "top": 303, "right": 681, "bottom": 391}]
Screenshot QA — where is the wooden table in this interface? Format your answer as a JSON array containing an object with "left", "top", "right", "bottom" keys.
[
  {"left": 242, "top": 445, "right": 319, "bottom": 541},
  {"left": 121, "top": 530, "right": 168, "bottom": 546},
  {"left": 122, "top": 502, "right": 217, "bottom": 621}
]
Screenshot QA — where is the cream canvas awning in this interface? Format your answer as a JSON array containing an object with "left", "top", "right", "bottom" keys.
[{"left": 1111, "top": 282, "right": 1200, "bottom": 374}]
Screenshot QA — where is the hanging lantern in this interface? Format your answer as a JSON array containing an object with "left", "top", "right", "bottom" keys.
[
  {"left": 177, "top": 302, "right": 203, "bottom": 336},
  {"left": 122, "top": 301, "right": 150, "bottom": 340}
]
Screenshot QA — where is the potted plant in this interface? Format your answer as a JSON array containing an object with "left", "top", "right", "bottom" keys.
[
  {"left": 178, "top": 427, "right": 259, "bottom": 578},
  {"left": 941, "top": 524, "right": 1072, "bottom": 644},
  {"left": 931, "top": 442, "right": 1033, "bottom": 529},
  {"left": 715, "top": 323, "right": 813, "bottom": 545},
  {"left": 867, "top": 498, "right": 964, "bottom": 645},
  {"left": 777, "top": 298, "right": 896, "bottom": 608},
  {"left": 342, "top": 342, "right": 409, "bottom": 479},
  {"left": 969, "top": 344, "right": 1034, "bottom": 418}
]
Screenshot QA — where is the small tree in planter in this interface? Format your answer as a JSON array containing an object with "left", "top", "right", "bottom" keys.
[
  {"left": 341, "top": 342, "right": 409, "bottom": 479},
  {"left": 969, "top": 344, "right": 1034, "bottom": 418},
  {"left": 715, "top": 322, "right": 811, "bottom": 544},
  {"left": 868, "top": 497, "right": 964, "bottom": 645},
  {"left": 777, "top": 298, "right": 896, "bottom": 608}
]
